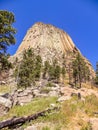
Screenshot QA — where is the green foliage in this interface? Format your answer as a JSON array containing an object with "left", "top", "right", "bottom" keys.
[
  {"left": 48, "top": 64, "right": 55, "bottom": 80},
  {"left": 54, "top": 125, "right": 62, "bottom": 130},
  {"left": 46, "top": 82, "right": 53, "bottom": 87},
  {"left": 0, "top": 10, "right": 16, "bottom": 76},
  {"left": 0, "top": 10, "right": 16, "bottom": 53},
  {"left": 0, "top": 97, "right": 57, "bottom": 121},
  {"left": 34, "top": 55, "right": 42, "bottom": 79},
  {"left": 54, "top": 65, "right": 61, "bottom": 81},
  {"left": 95, "top": 77, "right": 98, "bottom": 85},
  {"left": 42, "top": 126, "right": 50, "bottom": 130},
  {"left": 0, "top": 54, "right": 13, "bottom": 75},
  {"left": 43, "top": 59, "right": 62, "bottom": 82},
  {"left": 95, "top": 62, "right": 98, "bottom": 85},
  {"left": 61, "top": 66, "right": 66, "bottom": 78},
  {"left": 48, "top": 59, "right": 61, "bottom": 82},
  {"left": 15, "top": 49, "right": 67, "bottom": 88},
  {"left": 38, "top": 110, "right": 67, "bottom": 128},
  {"left": 1, "top": 93, "right": 97, "bottom": 129},
  {"left": 80, "top": 122, "right": 92, "bottom": 130},
  {"left": 72, "top": 53, "right": 90, "bottom": 88},
  {"left": 43, "top": 60, "right": 50, "bottom": 78},
  {"left": 15, "top": 48, "right": 42, "bottom": 88},
  {"left": 17, "top": 50, "right": 34, "bottom": 88},
  {"left": 0, "top": 54, "right": 12, "bottom": 70}
]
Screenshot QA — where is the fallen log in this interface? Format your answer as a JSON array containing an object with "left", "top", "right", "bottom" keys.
[{"left": 0, "top": 107, "right": 58, "bottom": 129}]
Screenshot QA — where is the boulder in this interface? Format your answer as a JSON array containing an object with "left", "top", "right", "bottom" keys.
[
  {"left": 49, "top": 90, "right": 59, "bottom": 97},
  {"left": 90, "top": 118, "right": 98, "bottom": 130},
  {"left": 0, "top": 96, "right": 12, "bottom": 108},
  {"left": 18, "top": 95, "right": 33, "bottom": 106},
  {"left": 0, "top": 81, "right": 6, "bottom": 85},
  {"left": 0, "top": 104, "right": 7, "bottom": 116},
  {"left": 33, "top": 89, "right": 40, "bottom": 97},
  {"left": 57, "top": 95, "right": 71, "bottom": 102},
  {"left": 25, "top": 126, "right": 37, "bottom": 130},
  {"left": 0, "top": 96, "right": 12, "bottom": 116}
]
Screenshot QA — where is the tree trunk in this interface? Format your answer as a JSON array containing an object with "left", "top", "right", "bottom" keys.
[{"left": 0, "top": 107, "right": 58, "bottom": 129}]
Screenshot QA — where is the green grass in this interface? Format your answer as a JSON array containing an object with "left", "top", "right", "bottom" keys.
[
  {"left": 0, "top": 96, "right": 66, "bottom": 129},
  {"left": 0, "top": 94, "right": 98, "bottom": 129},
  {"left": 80, "top": 122, "right": 92, "bottom": 130},
  {"left": 28, "top": 111, "right": 67, "bottom": 130},
  {"left": 42, "top": 126, "right": 50, "bottom": 130},
  {"left": 0, "top": 85, "right": 11, "bottom": 93},
  {"left": 0, "top": 97, "right": 58, "bottom": 121}
]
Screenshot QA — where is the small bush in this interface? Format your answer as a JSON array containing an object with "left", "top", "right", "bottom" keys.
[
  {"left": 46, "top": 82, "right": 53, "bottom": 87},
  {"left": 81, "top": 122, "right": 92, "bottom": 130},
  {"left": 42, "top": 126, "right": 50, "bottom": 130}
]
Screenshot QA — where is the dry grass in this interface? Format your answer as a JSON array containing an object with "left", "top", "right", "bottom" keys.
[
  {"left": 62, "top": 94, "right": 98, "bottom": 129},
  {"left": 0, "top": 94, "right": 97, "bottom": 129},
  {"left": 0, "top": 85, "right": 11, "bottom": 93},
  {"left": 82, "top": 82, "right": 98, "bottom": 91}
]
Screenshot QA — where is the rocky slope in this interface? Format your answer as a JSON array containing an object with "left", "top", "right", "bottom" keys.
[
  {"left": 14, "top": 22, "right": 95, "bottom": 78},
  {"left": 0, "top": 22, "right": 97, "bottom": 130},
  {"left": 16, "top": 22, "right": 78, "bottom": 55}
]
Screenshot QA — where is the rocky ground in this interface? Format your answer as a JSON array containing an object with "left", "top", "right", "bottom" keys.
[{"left": 0, "top": 82, "right": 98, "bottom": 130}]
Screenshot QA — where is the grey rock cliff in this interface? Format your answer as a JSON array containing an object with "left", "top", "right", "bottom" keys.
[{"left": 13, "top": 22, "right": 95, "bottom": 78}]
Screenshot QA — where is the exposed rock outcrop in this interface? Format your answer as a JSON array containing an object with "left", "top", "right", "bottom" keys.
[
  {"left": 13, "top": 22, "right": 95, "bottom": 78},
  {"left": 0, "top": 94, "right": 12, "bottom": 116},
  {"left": 16, "top": 22, "right": 78, "bottom": 55}
]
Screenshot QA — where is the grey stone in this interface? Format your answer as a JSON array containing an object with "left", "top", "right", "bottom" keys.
[
  {"left": 0, "top": 81, "right": 6, "bottom": 85},
  {"left": 90, "top": 118, "right": 98, "bottom": 130},
  {"left": 57, "top": 95, "right": 71, "bottom": 102},
  {"left": 49, "top": 90, "right": 58, "bottom": 97},
  {"left": 24, "top": 126, "right": 37, "bottom": 130},
  {"left": 0, "top": 96, "right": 12, "bottom": 108},
  {"left": 33, "top": 89, "right": 40, "bottom": 97}
]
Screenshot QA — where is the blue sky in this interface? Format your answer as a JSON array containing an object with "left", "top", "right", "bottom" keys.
[{"left": 0, "top": 0, "right": 98, "bottom": 69}]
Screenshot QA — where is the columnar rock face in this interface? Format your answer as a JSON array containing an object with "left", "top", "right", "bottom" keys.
[
  {"left": 14, "top": 22, "right": 95, "bottom": 78},
  {"left": 16, "top": 22, "right": 79, "bottom": 55}
]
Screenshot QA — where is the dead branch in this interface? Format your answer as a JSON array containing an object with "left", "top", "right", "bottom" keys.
[{"left": 0, "top": 107, "right": 58, "bottom": 129}]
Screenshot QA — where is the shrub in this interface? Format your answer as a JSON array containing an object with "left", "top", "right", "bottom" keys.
[{"left": 42, "top": 126, "right": 50, "bottom": 130}]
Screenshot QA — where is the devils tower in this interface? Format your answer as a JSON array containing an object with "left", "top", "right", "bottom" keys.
[
  {"left": 16, "top": 22, "right": 79, "bottom": 55},
  {"left": 14, "top": 22, "right": 95, "bottom": 78}
]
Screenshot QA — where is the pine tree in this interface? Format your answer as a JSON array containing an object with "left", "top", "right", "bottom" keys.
[
  {"left": 34, "top": 55, "right": 42, "bottom": 80},
  {"left": 54, "top": 65, "right": 61, "bottom": 82},
  {"left": 0, "top": 10, "right": 16, "bottom": 53},
  {"left": 0, "top": 10, "right": 16, "bottom": 78},
  {"left": 61, "top": 67, "right": 66, "bottom": 78},
  {"left": 48, "top": 59, "right": 61, "bottom": 82},
  {"left": 95, "top": 62, "right": 98, "bottom": 85},
  {"left": 72, "top": 53, "right": 90, "bottom": 88},
  {"left": 15, "top": 48, "right": 43, "bottom": 88},
  {"left": 72, "top": 59, "right": 78, "bottom": 87},
  {"left": 48, "top": 65, "right": 55, "bottom": 80},
  {"left": 16, "top": 48, "right": 35, "bottom": 88},
  {"left": 43, "top": 60, "right": 50, "bottom": 79}
]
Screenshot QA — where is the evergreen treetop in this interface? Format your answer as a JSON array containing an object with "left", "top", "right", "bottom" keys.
[{"left": 0, "top": 10, "right": 16, "bottom": 53}]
